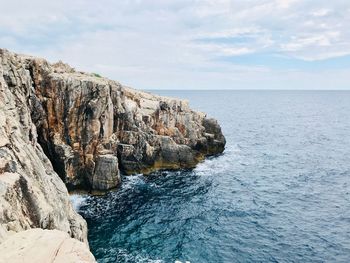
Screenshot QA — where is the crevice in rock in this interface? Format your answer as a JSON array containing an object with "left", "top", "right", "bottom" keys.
[
  {"left": 27, "top": 63, "right": 36, "bottom": 90},
  {"left": 17, "top": 176, "right": 41, "bottom": 227},
  {"left": 63, "top": 88, "right": 72, "bottom": 146}
]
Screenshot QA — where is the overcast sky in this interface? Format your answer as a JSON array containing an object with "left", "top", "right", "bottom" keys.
[{"left": 1, "top": 0, "right": 350, "bottom": 90}]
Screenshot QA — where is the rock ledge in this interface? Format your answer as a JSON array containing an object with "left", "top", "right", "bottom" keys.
[{"left": 0, "top": 229, "right": 96, "bottom": 263}]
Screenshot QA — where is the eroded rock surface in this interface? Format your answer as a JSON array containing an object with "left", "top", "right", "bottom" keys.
[
  {"left": 0, "top": 229, "right": 96, "bottom": 263},
  {"left": 0, "top": 47, "right": 225, "bottom": 261},
  {"left": 1, "top": 48, "right": 225, "bottom": 193},
  {"left": 0, "top": 49, "right": 87, "bottom": 243}
]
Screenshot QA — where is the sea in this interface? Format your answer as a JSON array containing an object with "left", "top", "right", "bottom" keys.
[{"left": 72, "top": 90, "right": 350, "bottom": 263}]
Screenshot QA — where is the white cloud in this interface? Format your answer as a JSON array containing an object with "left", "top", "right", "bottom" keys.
[
  {"left": 1, "top": 0, "right": 350, "bottom": 89},
  {"left": 281, "top": 32, "right": 340, "bottom": 52},
  {"left": 214, "top": 46, "right": 255, "bottom": 56},
  {"left": 196, "top": 27, "right": 262, "bottom": 39},
  {"left": 311, "top": 8, "right": 331, "bottom": 17},
  {"left": 276, "top": 0, "right": 300, "bottom": 9}
]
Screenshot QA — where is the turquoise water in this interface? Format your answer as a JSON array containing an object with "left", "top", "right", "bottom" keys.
[{"left": 76, "top": 91, "right": 350, "bottom": 262}]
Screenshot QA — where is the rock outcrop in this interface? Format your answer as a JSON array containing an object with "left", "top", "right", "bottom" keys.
[
  {"left": 0, "top": 229, "right": 96, "bottom": 263},
  {"left": 1, "top": 48, "right": 225, "bottom": 192},
  {"left": 0, "top": 48, "right": 225, "bottom": 261},
  {"left": 0, "top": 49, "right": 87, "bottom": 244}
]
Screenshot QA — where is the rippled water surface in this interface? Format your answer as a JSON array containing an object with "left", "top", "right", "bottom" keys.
[{"left": 77, "top": 91, "right": 350, "bottom": 262}]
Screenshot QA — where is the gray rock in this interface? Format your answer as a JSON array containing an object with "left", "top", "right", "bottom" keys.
[
  {"left": 0, "top": 229, "right": 96, "bottom": 263},
  {"left": 0, "top": 47, "right": 226, "bottom": 258},
  {"left": 0, "top": 49, "right": 87, "bottom": 244},
  {"left": 92, "top": 154, "right": 120, "bottom": 190},
  {"left": 0, "top": 48, "right": 226, "bottom": 192}
]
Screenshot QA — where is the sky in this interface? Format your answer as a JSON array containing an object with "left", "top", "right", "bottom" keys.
[{"left": 1, "top": 0, "right": 350, "bottom": 90}]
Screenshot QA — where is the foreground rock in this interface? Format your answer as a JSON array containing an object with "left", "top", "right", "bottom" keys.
[
  {"left": 0, "top": 229, "right": 96, "bottom": 263},
  {"left": 0, "top": 49, "right": 87, "bottom": 244},
  {"left": 1, "top": 48, "right": 226, "bottom": 192}
]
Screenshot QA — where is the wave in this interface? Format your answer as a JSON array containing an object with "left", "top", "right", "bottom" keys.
[{"left": 70, "top": 194, "right": 88, "bottom": 212}]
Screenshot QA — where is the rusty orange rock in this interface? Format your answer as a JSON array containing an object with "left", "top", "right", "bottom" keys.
[{"left": 2, "top": 48, "right": 226, "bottom": 192}]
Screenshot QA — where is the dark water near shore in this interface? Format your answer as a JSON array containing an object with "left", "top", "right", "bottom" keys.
[{"left": 75, "top": 90, "right": 350, "bottom": 262}]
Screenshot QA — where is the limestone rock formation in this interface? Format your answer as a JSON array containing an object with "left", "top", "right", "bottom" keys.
[
  {"left": 0, "top": 229, "right": 96, "bottom": 263},
  {"left": 0, "top": 49, "right": 87, "bottom": 243},
  {"left": 0, "top": 48, "right": 225, "bottom": 193},
  {"left": 0, "top": 47, "right": 225, "bottom": 261}
]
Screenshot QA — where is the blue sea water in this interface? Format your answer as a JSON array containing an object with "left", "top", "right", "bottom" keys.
[{"left": 76, "top": 91, "right": 350, "bottom": 263}]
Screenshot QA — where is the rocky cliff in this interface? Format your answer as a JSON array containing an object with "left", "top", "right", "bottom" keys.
[
  {"left": 0, "top": 48, "right": 225, "bottom": 260},
  {"left": 0, "top": 49, "right": 89, "bottom": 258},
  {"left": 1, "top": 49, "right": 225, "bottom": 193}
]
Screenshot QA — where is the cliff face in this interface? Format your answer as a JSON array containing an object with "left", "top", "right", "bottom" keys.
[
  {"left": 0, "top": 48, "right": 224, "bottom": 260},
  {"left": 1, "top": 46, "right": 225, "bottom": 191},
  {"left": 12, "top": 50, "right": 225, "bottom": 192},
  {"left": 0, "top": 50, "right": 87, "bottom": 243}
]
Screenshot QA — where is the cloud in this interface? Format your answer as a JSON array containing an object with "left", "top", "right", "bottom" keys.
[
  {"left": 195, "top": 44, "right": 256, "bottom": 56},
  {"left": 311, "top": 8, "right": 331, "bottom": 17},
  {"left": 0, "top": 0, "right": 349, "bottom": 89},
  {"left": 276, "top": 0, "right": 300, "bottom": 9},
  {"left": 281, "top": 32, "right": 339, "bottom": 52}
]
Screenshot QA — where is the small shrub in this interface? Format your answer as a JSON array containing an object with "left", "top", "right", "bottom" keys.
[{"left": 92, "top": 73, "right": 102, "bottom": 78}]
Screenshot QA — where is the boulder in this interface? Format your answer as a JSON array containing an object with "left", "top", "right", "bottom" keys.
[{"left": 92, "top": 154, "right": 120, "bottom": 190}]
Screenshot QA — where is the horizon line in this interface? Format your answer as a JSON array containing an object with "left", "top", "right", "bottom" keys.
[{"left": 144, "top": 89, "right": 350, "bottom": 91}]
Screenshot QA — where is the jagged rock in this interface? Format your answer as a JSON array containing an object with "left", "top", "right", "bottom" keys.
[
  {"left": 0, "top": 229, "right": 96, "bottom": 263},
  {"left": 0, "top": 48, "right": 225, "bottom": 193},
  {"left": 92, "top": 154, "right": 120, "bottom": 190},
  {"left": 0, "top": 49, "right": 87, "bottom": 244}
]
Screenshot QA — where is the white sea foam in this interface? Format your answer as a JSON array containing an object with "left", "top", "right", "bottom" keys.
[
  {"left": 121, "top": 174, "right": 145, "bottom": 190},
  {"left": 111, "top": 248, "right": 164, "bottom": 263},
  {"left": 195, "top": 145, "right": 239, "bottom": 176},
  {"left": 70, "top": 194, "right": 88, "bottom": 212}
]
